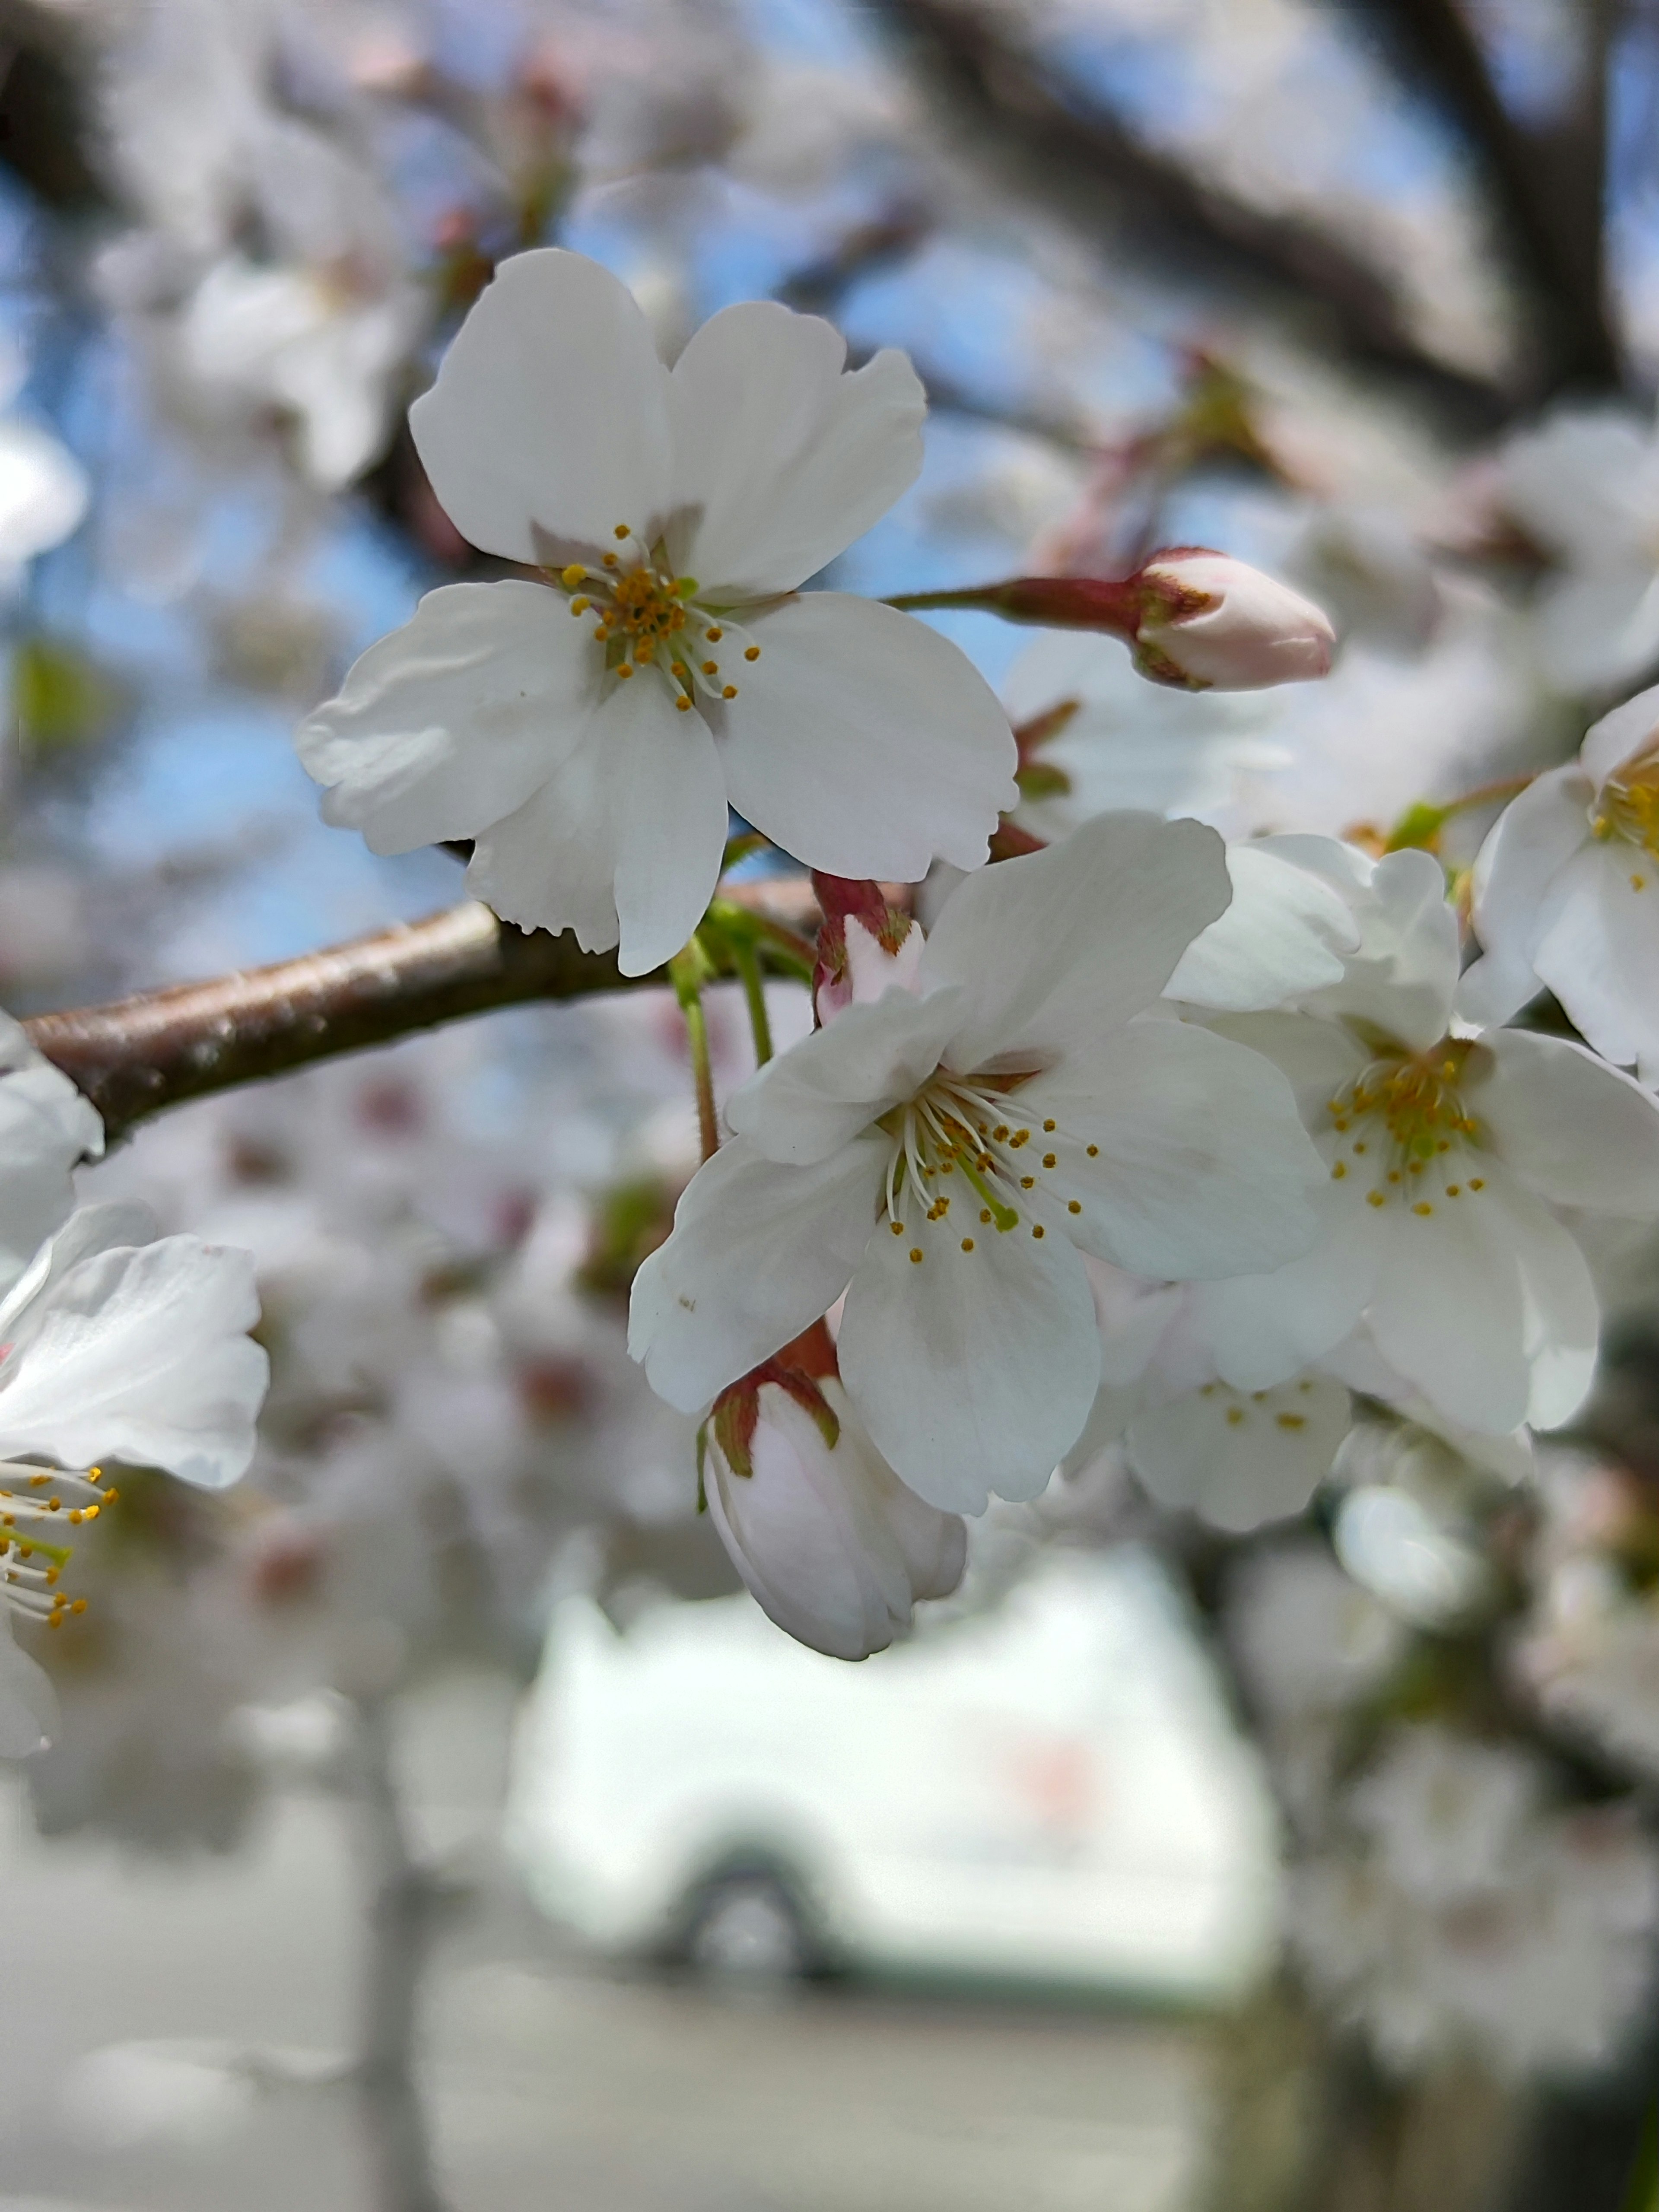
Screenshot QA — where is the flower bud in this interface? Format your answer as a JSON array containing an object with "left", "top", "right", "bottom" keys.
[
  {"left": 703, "top": 1357, "right": 966, "bottom": 1660},
  {"left": 810, "top": 873, "right": 921, "bottom": 1026},
  {"left": 890, "top": 553, "right": 1334, "bottom": 692},
  {"left": 1130, "top": 550, "right": 1335, "bottom": 691}
]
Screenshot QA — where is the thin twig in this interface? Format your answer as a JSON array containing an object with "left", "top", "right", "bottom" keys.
[{"left": 866, "top": 0, "right": 1512, "bottom": 426}]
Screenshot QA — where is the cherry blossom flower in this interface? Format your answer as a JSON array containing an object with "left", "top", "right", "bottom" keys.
[
  {"left": 1498, "top": 404, "right": 1659, "bottom": 691},
  {"left": 1070, "top": 1252, "right": 1528, "bottom": 1537},
  {"left": 1462, "top": 683, "right": 1659, "bottom": 1084},
  {"left": 1292, "top": 1725, "right": 1659, "bottom": 2078},
  {"left": 1170, "top": 836, "right": 1659, "bottom": 1437},
  {"left": 703, "top": 1335, "right": 965, "bottom": 1659},
  {"left": 299, "top": 248, "right": 1017, "bottom": 975},
  {"left": 0, "top": 1200, "right": 269, "bottom": 1754},
  {"left": 1069, "top": 1260, "right": 1353, "bottom": 1534},
  {"left": 630, "top": 812, "right": 1325, "bottom": 1512}
]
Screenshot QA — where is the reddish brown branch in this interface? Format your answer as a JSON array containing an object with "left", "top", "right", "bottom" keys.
[{"left": 23, "top": 884, "right": 824, "bottom": 1141}]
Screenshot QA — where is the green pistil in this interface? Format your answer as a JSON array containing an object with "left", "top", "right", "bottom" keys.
[{"left": 957, "top": 1154, "right": 1019, "bottom": 1232}]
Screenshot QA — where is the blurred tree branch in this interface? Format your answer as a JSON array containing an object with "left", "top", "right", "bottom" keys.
[
  {"left": 0, "top": 2, "right": 108, "bottom": 211},
  {"left": 22, "top": 885, "right": 825, "bottom": 1141},
  {"left": 1364, "top": 0, "right": 1621, "bottom": 396},
  {"left": 867, "top": 0, "right": 1513, "bottom": 426}
]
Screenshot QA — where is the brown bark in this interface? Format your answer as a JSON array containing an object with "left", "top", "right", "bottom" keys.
[{"left": 22, "top": 883, "right": 822, "bottom": 1141}]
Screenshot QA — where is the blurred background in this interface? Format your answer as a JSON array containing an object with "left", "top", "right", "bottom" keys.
[{"left": 2, "top": 2, "right": 1659, "bottom": 2208}]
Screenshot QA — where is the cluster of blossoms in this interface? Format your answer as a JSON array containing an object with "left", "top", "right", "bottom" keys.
[
  {"left": 0, "top": 1016, "right": 268, "bottom": 1758},
  {"left": 22, "top": 140, "right": 1659, "bottom": 2117},
  {"left": 289, "top": 243, "right": 1659, "bottom": 1736}
]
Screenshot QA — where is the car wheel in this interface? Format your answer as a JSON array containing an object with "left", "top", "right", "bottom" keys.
[{"left": 682, "top": 1867, "right": 819, "bottom": 1983}]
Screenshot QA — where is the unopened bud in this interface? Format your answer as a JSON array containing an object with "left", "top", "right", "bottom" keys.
[
  {"left": 702, "top": 1332, "right": 966, "bottom": 1660},
  {"left": 889, "top": 553, "right": 1333, "bottom": 692},
  {"left": 810, "top": 874, "right": 921, "bottom": 1026},
  {"left": 1130, "top": 549, "right": 1335, "bottom": 691}
]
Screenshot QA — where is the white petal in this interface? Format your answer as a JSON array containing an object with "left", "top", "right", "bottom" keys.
[
  {"left": 1300, "top": 845, "right": 1460, "bottom": 1052},
  {"left": 1166, "top": 842, "right": 1358, "bottom": 1011},
  {"left": 1185, "top": 1196, "right": 1385, "bottom": 1389},
  {"left": 1583, "top": 681, "right": 1659, "bottom": 789},
  {"left": 468, "top": 675, "right": 730, "bottom": 975},
  {"left": 1528, "top": 842, "right": 1659, "bottom": 1085},
  {"left": 0, "top": 1200, "right": 159, "bottom": 1346},
  {"left": 1318, "top": 1327, "right": 1535, "bottom": 1483},
  {"left": 667, "top": 305, "right": 923, "bottom": 594},
  {"left": 726, "top": 985, "right": 965, "bottom": 1166},
  {"left": 1460, "top": 767, "right": 1592, "bottom": 1029},
  {"left": 1024, "top": 1018, "right": 1322, "bottom": 1280},
  {"left": 1127, "top": 1373, "right": 1350, "bottom": 1532},
  {"left": 1084, "top": 1258, "right": 1185, "bottom": 1386},
  {"left": 1536, "top": 567, "right": 1659, "bottom": 693},
  {"left": 0, "top": 1062, "right": 104, "bottom": 1306},
  {"left": 1365, "top": 1176, "right": 1534, "bottom": 1432},
  {"left": 1208, "top": 1007, "right": 1370, "bottom": 1119},
  {"left": 1501, "top": 410, "right": 1659, "bottom": 566},
  {"left": 409, "top": 248, "right": 673, "bottom": 563},
  {"left": 0, "top": 1237, "right": 268, "bottom": 1487},
  {"left": 1505, "top": 1185, "right": 1599, "bottom": 1429},
  {"left": 918, "top": 811, "right": 1231, "bottom": 1071},
  {"left": 718, "top": 594, "right": 1016, "bottom": 878},
  {"left": 879, "top": 1459, "right": 969, "bottom": 1600},
  {"left": 629, "top": 1133, "right": 889, "bottom": 1413},
  {"left": 612, "top": 693, "right": 732, "bottom": 976},
  {"left": 841, "top": 914, "right": 925, "bottom": 1010},
  {"left": 838, "top": 1189, "right": 1100, "bottom": 1513},
  {"left": 0, "top": 1611, "right": 55, "bottom": 1757},
  {"left": 1475, "top": 1029, "right": 1659, "bottom": 1214},
  {"left": 297, "top": 582, "right": 596, "bottom": 852}
]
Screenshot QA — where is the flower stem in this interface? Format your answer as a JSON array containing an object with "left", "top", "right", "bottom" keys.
[
  {"left": 885, "top": 576, "right": 1140, "bottom": 632},
  {"left": 731, "top": 936, "right": 773, "bottom": 1067},
  {"left": 1384, "top": 771, "right": 1539, "bottom": 853},
  {"left": 669, "top": 941, "right": 720, "bottom": 1163}
]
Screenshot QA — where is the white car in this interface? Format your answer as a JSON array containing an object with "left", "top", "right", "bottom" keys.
[{"left": 508, "top": 1547, "right": 1280, "bottom": 1998}]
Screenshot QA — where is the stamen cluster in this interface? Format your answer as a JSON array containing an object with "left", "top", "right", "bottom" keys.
[
  {"left": 879, "top": 1071, "right": 1099, "bottom": 1262},
  {"left": 0, "top": 1461, "right": 115, "bottom": 1630},
  {"left": 1327, "top": 1045, "right": 1483, "bottom": 1217},
  {"left": 555, "top": 524, "right": 762, "bottom": 714},
  {"left": 1592, "top": 760, "right": 1659, "bottom": 890}
]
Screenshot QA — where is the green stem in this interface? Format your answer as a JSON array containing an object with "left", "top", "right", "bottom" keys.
[
  {"left": 884, "top": 587, "right": 991, "bottom": 613},
  {"left": 1442, "top": 770, "right": 1539, "bottom": 817},
  {"left": 1384, "top": 771, "right": 1539, "bottom": 853},
  {"left": 731, "top": 937, "right": 774, "bottom": 1067},
  {"left": 668, "top": 943, "right": 719, "bottom": 1163}
]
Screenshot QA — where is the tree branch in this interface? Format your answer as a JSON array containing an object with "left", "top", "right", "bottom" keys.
[
  {"left": 1362, "top": 0, "right": 1621, "bottom": 396},
  {"left": 22, "top": 884, "right": 823, "bottom": 1141},
  {"left": 866, "top": 0, "right": 1512, "bottom": 428}
]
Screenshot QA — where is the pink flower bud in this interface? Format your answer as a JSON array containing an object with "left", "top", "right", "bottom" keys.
[
  {"left": 703, "top": 1352, "right": 966, "bottom": 1660},
  {"left": 810, "top": 873, "right": 921, "bottom": 1026},
  {"left": 1130, "top": 550, "right": 1335, "bottom": 691}
]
